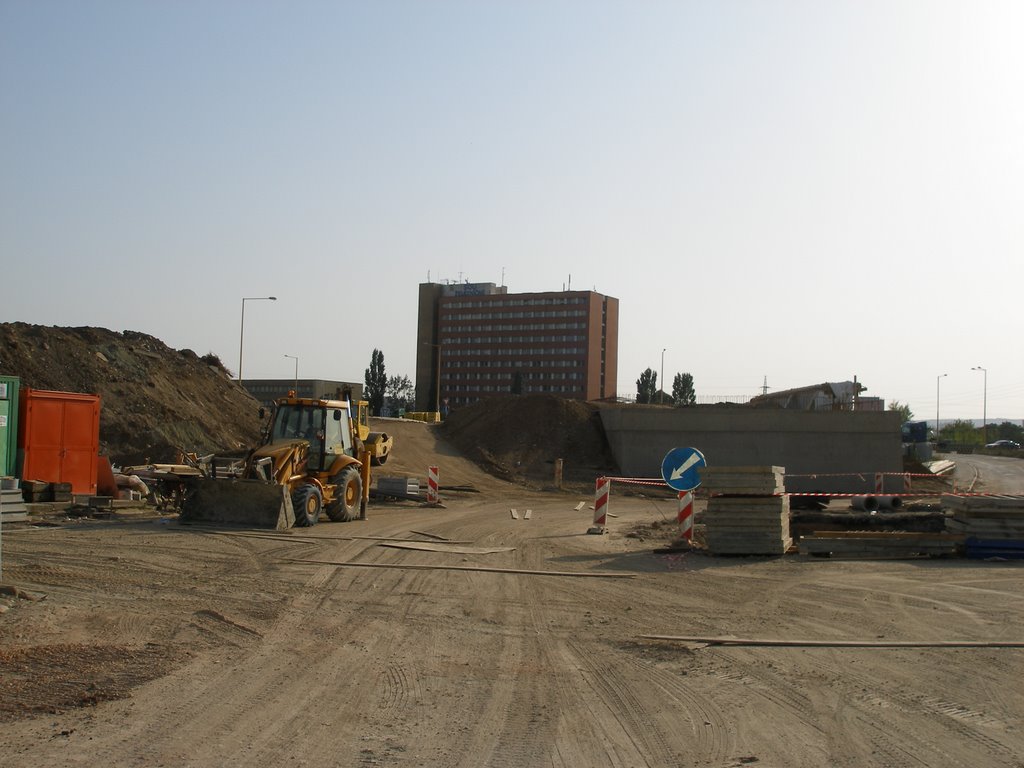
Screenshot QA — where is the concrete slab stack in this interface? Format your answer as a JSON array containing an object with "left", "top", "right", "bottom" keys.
[
  {"left": 700, "top": 466, "right": 791, "bottom": 555},
  {"left": 943, "top": 495, "right": 1024, "bottom": 539},
  {"left": 1, "top": 487, "right": 28, "bottom": 522}
]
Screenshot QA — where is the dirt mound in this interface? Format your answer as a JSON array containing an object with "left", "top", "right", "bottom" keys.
[
  {"left": 0, "top": 322, "right": 262, "bottom": 465},
  {"left": 441, "top": 394, "right": 618, "bottom": 490}
]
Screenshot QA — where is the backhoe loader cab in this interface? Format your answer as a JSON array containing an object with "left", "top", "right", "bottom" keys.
[{"left": 268, "top": 401, "right": 356, "bottom": 473}]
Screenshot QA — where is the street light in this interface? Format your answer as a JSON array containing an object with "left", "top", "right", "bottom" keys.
[
  {"left": 936, "top": 373, "right": 947, "bottom": 443},
  {"left": 284, "top": 354, "right": 299, "bottom": 394},
  {"left": 971, "top": 366, "right": 988, "bottom": 445},
  {"left": 238, "top": 296, "right": 277, "bottom": 388},
  {"left": 660, "top": 348, "right": 666, "bottom": 404}
]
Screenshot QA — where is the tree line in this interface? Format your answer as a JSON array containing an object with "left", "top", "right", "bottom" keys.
[
  {"left": 363, "top": 348, "right": 414, "bottom": 416},
  {"left": 635, "top": 368, "right": 696, "bottom": 406}
]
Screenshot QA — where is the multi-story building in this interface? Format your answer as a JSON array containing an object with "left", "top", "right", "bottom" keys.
[{"left": 415, "top": 282, "right": 618, "bottom": 411}]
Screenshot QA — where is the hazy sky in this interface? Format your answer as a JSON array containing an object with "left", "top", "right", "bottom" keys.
[{"left": 2, "top": 1, "right": 1021, "bottom": 421}]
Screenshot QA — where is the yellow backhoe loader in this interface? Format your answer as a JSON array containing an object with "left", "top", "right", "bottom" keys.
[{"left": 179, "top": 396, "right": 393, "bottom": 529}]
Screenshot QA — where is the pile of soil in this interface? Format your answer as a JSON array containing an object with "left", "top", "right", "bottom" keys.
[
  {"left": 441, "top": 394, "right": 618, "bottom": 490},
  {"left": 0, "top": 322, "right": 262, "bottom": 465}
]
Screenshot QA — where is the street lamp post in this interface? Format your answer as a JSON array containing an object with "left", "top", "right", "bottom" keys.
[
  {"left": 936, "top": 373, "right": 947, "bottom": 444},
  {"left": 238, "top": 296, "right": 277, "bottom": 388},
  {"left": 660, "top": 348, "right": 666, "bottom": 405},
  {"left": 284, "top": 354, "right": 299, "bottom": 394},
  {"left": 971, "top": 366, "right": 988, "bottom": 445}
]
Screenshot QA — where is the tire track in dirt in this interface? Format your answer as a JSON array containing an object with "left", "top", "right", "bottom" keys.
[
  {"left": 46, "top": 537, "right": 360, "bottom": 767},
  {"left": 795, "top": 647, "right": 1022, "bottom": 765},
  {"left": 567, "top": 638, "right": 713, "bottom": 766}
]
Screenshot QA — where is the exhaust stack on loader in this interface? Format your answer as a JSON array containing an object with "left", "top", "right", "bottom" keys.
[{"left": 180, "top": 396, "right": 390, "bottom": 529}]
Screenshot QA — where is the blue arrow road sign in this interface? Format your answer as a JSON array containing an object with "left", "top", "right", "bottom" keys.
[{"left": 661, "top": 447, "right": 707, "bottom": 492}]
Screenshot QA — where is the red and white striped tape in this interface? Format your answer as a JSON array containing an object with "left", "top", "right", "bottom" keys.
[
  {"left": 602, "top": 477, "right": 667, "bottom": 488},
  {"left": 677, "top": 491, "right": 694, "bottom": 542},
  {"left": 593, "top": 476, "right": 610, "bottom": 527},
  {"left": 427, "top": 466, "right": 439, "bottom": 504},
  {"left": 787, "top": 472, "right": 938, "bottom": 479}
]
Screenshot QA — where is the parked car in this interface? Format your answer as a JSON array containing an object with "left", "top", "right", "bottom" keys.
[{"left": 985, "top": 439, "right": 1021, "bottom": 449}]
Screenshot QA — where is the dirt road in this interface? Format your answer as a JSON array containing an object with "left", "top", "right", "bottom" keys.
[{"left": 2, "top": 422, "right": 1023, "bottom": 767}]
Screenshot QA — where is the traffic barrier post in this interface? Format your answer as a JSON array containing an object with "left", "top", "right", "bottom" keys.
[
  {"left": 677, "top": 491, "right": 694, "bottom": 542},
  {"left": 427, "top": 466, "right": 439, "bottom": 505},
  {"left": 589, "top": 476, "right": 610, "bottom": 533}
]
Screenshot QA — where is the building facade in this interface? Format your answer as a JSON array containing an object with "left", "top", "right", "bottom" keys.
[{"left": 415, "top": 282, "right": 618, "bottom": 411}]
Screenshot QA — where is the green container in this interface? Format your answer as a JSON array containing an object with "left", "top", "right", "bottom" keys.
[{"left": 0, "top": 376, "right": 20, "bottom": 477}]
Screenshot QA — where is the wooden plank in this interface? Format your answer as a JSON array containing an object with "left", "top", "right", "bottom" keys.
[
  {"left": 639, "top": 635, "right": 1024, "bottom": 648},
  {"left": 810, "top": 531, "right": 964, "bottom": 541},
  {"left": 283, "top": 558, "right": 637, "bottom": 578}
]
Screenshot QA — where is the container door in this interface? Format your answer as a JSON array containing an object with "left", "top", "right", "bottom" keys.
[
  {"left": 23, "top": 397, "right": 65, "bottom": 485},
  {"left": 61, "top": 398, "right": 99, "bottom": 494}
]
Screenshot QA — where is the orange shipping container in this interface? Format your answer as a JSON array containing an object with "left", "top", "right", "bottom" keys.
[{"left": 18, "top": 388, "right": 100, "bottom": 495}]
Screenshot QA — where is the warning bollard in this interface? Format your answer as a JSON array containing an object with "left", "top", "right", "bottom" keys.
[
  {"left": 427, "top": 466, "right": 439, "bottom": 505},
  {"left": 588, "top": 476, "right": 610, "bottom": 534},
  {"left": 677, "top": 491, "right": 694, "bottom": 542}
]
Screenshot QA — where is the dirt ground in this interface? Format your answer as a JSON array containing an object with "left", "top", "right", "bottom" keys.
[{"left": 2, "top": 418, "right": 1024, "bottom": 768}]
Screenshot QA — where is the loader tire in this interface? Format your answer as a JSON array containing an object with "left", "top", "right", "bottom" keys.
[
  {"left": 292, "top": 485, "right": 322, "bottom": 527},
  {"left": 326, "top": 466, "right": 362, "bottom": 522}
]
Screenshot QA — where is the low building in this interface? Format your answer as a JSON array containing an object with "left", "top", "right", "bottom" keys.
[
  {"left": 242, "top": 379, "right": 363, "bottom": 409},
  {"left": 749, "top": 380, "right": 883, "bottom": 411}
]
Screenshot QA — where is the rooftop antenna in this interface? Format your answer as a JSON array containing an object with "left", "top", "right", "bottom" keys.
[
  {"left": 761, "top": 376, "right": 770, "bottom": 395},
  {"left": 501, "top": 266, "right": 505, "bottom": 287}
]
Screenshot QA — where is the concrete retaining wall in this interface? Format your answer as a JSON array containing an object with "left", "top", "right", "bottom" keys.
[{"left": 599, "top": 406, "right": 904, "bottom": 493}]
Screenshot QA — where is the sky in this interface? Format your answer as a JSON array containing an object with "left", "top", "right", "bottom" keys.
[{"left": 1, "top": 1, "right": 1022, "bottom": 422}]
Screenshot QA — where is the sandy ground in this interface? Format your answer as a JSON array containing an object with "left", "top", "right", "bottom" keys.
[{"left": 1, "top": 421, "right": 1024, "bottom": 767}]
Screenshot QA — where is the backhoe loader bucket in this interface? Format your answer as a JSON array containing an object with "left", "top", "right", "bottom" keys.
[{"left": 179, "top": 477, "right": 296, "bottom": 529}]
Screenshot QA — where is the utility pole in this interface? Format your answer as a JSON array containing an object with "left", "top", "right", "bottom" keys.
[{"left": 660, "top": 349, "right": 666, "bottom": 404}]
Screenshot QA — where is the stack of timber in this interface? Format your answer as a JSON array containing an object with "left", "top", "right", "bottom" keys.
[
  {"left": 943, "top": 494, "right": 1024, "bottom": 560},
  {"left": 20, "top": 480, "right": 73, "bottom": 503},
  {"left": 800, "top": 531, "right": 961, "bottom": 558},
  {"left": 1, "top": 487, "right": 29, "bottom": 522},
  {"left": 700, "top": 466, "right": 791, "bottom": 555}
]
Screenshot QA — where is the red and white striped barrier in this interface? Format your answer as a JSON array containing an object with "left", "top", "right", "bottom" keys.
[
  {"left": 601, "top": 477, "right": 668, "bottom": 488},
  {"left": 787, "top": 472, "right": 938, "bottom": 480},
  {"left": 427, "top": 466, "right": 439, "bottom": 505},
  {"left": 677, "top": 491, "right": 694, "bottom": 542},
  {"left": 593, "top": 476, "right": 610, "bottom": 528}
]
